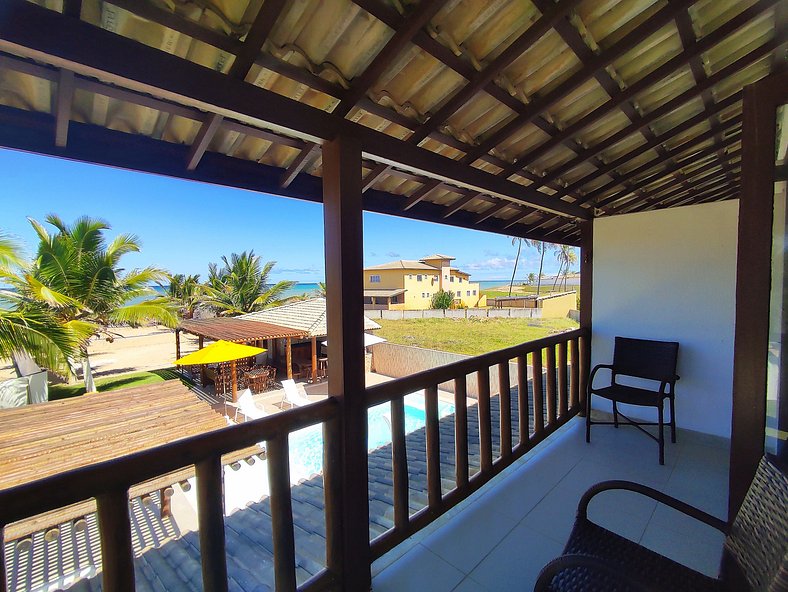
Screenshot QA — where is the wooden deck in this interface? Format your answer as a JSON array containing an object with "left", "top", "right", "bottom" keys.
[{"left": 0, "top": 381, "right": 261, "bottom": 540}]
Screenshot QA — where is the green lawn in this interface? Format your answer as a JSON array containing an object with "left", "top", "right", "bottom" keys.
[
  {"left": 375, "top": 317, "right": 579, "bottom": 357},
  {"left": 48, "top": 368, "right": 183, "bottom": 401}
]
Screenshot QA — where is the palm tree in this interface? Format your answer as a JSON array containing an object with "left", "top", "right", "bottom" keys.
[
  {"left": 508, "top": 237, "right": 524, "bottom": 297},
  {"left": 14, "top": 215, "right": 177, "bottom": 374},
  {"left": 0, "top": 231, "right": 86, "bottom": 374},
  {"left": 553, "top": 245, "right": 578, "bottom": 291},
  {"left": 525, "top": 240, "right": 553, "bottom": 296},
  {"left": 316, "top": 281, "right": 327, "bottom": 297},
  {"left": 203, "top": 251, "right": 296, "bottom": 316},
  {"left": 165, "top": 273, "right": 203, "bottom": 319}
]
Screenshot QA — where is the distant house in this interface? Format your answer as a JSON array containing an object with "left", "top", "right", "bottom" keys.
[{"left": 363, "top": 254, "right": 486, "bottom": 310}]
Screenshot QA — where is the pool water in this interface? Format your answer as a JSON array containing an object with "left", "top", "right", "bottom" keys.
[{"left": 288, "top": 392, "right": 455, "bottom": 479}]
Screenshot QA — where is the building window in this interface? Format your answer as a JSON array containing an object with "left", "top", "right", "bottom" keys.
[
  {"left": 467, "top": 290, "right": 470, "bottom": 296},
  {"left": 370, "top": 275, "right": 380, "bottom": 283},
  {"left": 409, "top": 274, "right": 413, "bottom": 279},
  {"left": 456, "top": 291, "right": 461, "bottom": 297},
  {"left": 417, "top": 274, "right": 422, "bottom": 281},
  {"left": 473, "top": 290, "right": 477, "bottom": 295},
  {"left": 444, "top": 274, "right": 448, "bottom": 279},
  {"left": 459, "top": 277, "right": 462, "bottom": 283},
  {"left": 450, "top": 276, "right": 454, "bottom": 283}
]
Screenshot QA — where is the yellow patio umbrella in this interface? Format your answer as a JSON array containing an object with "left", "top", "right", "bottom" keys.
[{"left": 175, "top": 340, "right": 265, "bottom": 402}]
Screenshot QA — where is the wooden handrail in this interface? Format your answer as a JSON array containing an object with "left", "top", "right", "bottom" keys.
[
  {"left": 366, "top": 328, "right": 587, "bottom": 406},
  {"left": 0, "top": 397, "right": 338, "bottom": 526}
]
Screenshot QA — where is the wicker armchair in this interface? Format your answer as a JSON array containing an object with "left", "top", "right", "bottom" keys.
[{"left": 534, "top": 455, "right": 788, "bottom": 592}]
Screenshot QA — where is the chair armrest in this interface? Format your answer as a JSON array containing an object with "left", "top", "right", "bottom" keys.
[
  {"left": 588, "top": 364, "right": 614, "bottom": 392},
  {"left": 534, "top": 554, "right": 663, "bottom": 592},
  {"left": 577, "top": 480, "right": 728, "bottom": 534}
]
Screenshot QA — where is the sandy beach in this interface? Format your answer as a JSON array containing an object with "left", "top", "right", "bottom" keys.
[{"left": 0, "top": 325, "right": 200, "bottom": 382}]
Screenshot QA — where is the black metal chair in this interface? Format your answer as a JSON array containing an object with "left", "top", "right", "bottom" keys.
[
  {"left": 534, "top": 454, "right": 788, "bottom": 592},
  {"left": 586, "top": 337, "right": 680, "bottom": 464}
]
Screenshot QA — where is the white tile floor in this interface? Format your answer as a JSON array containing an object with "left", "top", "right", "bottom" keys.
[{"left": 371, "top": 416, "right": 730, "bottom": 591}]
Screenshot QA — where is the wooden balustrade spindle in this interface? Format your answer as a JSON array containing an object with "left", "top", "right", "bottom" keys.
[
  {"left": 96, "top": 491, "right": 136, "bottom": 592},
  {"left": 517, "top": 355, "right": 530, "bottom": 448},
  {"left": 195, "top": 456, "right": 229, "bottom": 592},
  {"left": 322, "top": 416, "right": 343, "bottom": 576},
  {"left": 454, "top": 377, "right": 469, "bottom": 489},
  {"left": 0, "top": 525, "right": 7, "bottom": 592},
  {"left": 477, "top": 369, "right": 493, "bottom": 472},
  {"left": 558, "top": 341, "right": 568, "bottom": 418},
  {"left": 579, "top": 333, "right": 590, "bottom": 414},
  {"left": 425, "top": 385, "right": 442, "bottom": 509},
  {"left": 268, "top": 435, "right": 297, "bottom": 592},
  {"left": 532, "top": 351, "right": 545, "bottom": 437},
  {"left": 545, "top": 345, "right": 557, "bottom": 425},
  {"left": 498, "top": 362, "right": 512, "bottom": 460},
  {"left": 570, "top": 337, "right": 580, "bottom": 410},
  {"left": 390, "top": 396, "right": 410, "bottom": 530}
]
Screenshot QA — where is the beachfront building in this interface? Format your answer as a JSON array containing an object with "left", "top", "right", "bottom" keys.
[{"left": 364, "top": 254, "right": 486, "bottom": 309}]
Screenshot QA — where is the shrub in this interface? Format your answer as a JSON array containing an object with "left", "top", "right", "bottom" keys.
[{"left": 430, "top": 289, "right": 453, "bottom": 310}]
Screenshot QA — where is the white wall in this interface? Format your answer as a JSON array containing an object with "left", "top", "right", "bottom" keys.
[{"left": 591, "top": 200, "right": 739, "bottom": 438}]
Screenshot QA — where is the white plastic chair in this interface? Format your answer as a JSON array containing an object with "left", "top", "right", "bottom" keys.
[
  {"left": 228, "top": 389, "right": 268, "bottom": 422},
  {"left": 281, "top": 379, "right": 311, "bottom": 408}
]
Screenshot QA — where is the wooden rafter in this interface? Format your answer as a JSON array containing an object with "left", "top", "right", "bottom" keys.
[
  {"left": 280, "top": 143, "right": 320, "bottom": 188},
  {"left": 442, "top": 193, "right": 482, "bottom": 218},
  {"left": 561, "top": 106, "right": 742, "bottom": 200},
  {"left": 362, "top": 164, "right": 391, "bottom": 192},
  {"left": 407, "top": 0, "right": 584, "bottom": 144},
  {"left": 332, "top": 0, "right": 447, "bottom": 118},
  {"left": 186, "top": 0, "right": 287, "bottom": 170},
  {"left": 611, "top": 170, "right": 736, "bottom": 214},
  {"left": 595, "top": 144, "right": 741, "bottom": 209},
  {"left": 475, "top": 201, "right": 511, "bottom": 225},
  {"left": 460, "top": 0, "right": 701, "bottom": 165},
  {"left": 54, "top": 69, "right": 74, "bottom": 147},
  {"left": 403, "top": 179, "right": 443, "bottom": 211}
]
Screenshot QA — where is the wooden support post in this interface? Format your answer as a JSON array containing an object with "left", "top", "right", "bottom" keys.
[
  {"left": 286, "top": 337, "right": 293, "bottom": 380},
  {"left": 159, "top": 487, "right": 172, "bottom": 518},
  {"left": 268, "top": 435, "right": 297, "bottom": 591},
  {"left": 311, "top": 335, "right": 318, "bottom": 383},
  {"left": 579, "top": 220, "right": 593, "bottom": 415},
  {"left": 454, "top": 377, "right": 469, "bottom": 489},
  {"left": 321, "top": 134, "right": 371, "bottom": 590},
  {"left": 198, "top": 335, "right": 206, "bottom": 385},
  {"left": 175, "top": 329, "right": 181, "bottom": 374},
  {"left": 477, "top": 368, "right": 492, "bottom": 472}
]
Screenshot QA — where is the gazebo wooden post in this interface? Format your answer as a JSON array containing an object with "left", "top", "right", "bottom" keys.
[
  {"left": 286, "top": 337, "right": 293, "bottom": 380},
  {"left": 311, "top": 336, "right": 317, "bottom": 382},
  {"left": 175, "top": 329, "right": 181, "bottom": 374},
  {"left": 230, "top": 359, "right": 237, "bottom": 402},
  {"left": 198, "top": 336, "right": 206, "bottom": 386},
  {"left": 321, "top": 134, "right": 371, "bottom": 589}
]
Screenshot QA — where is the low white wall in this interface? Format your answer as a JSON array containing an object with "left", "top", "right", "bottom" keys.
[{"left": 592, "top": 200, "right": 739, "bottom": 438}]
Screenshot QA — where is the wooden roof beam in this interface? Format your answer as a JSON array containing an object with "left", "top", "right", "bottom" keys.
[
  {"left": 652, "top": 184, "right": 740, "bottom": 211},
  {"left": 54, "top": 69, "right": 74, "bottom": 147},
  {"left": 460, "top": 0, "right": 701, "bottom": 165},
  {"left": 531, "top": 16, "right": 777, "bottom": 187},
  {"left": 408, "top": 0, "right": 584, "bottom": 144},
  {"left": 280, "top": 143, "right": 320, "bottom": 188},
  {"left": 595, "top": 144, "right": 741, "bottom": 209},
  {"left": 332, "top": 0, "right": 447, "bottom": 118},
  {"left": 0, "top": 0, "right": 587, "bottom": 219},
  {"left": 186, "top": 113, "right": 224, "bottom": 171}
]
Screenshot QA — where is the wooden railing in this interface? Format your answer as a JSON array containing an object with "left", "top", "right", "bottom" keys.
[
  {"left": 365, "top": 327, "right": 589, "bottom": 559},
  {"left": 0, "top": 398, "right": 341, "bottom": 592},
  {"left": 0, "top": 328, "right": 588, "bottom": 591}
]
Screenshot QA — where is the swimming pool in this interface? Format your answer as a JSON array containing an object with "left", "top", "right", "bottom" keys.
[{"left": 288, "top": 392, "right": 455, "bottom": 478}]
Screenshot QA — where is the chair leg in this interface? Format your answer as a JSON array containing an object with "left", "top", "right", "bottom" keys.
[
  {"left": 658, "top": 403, "right": 665, "bottom": 465},
  {"left": 612, "top": 401, "right": 619, "bottom": 428},
  {"left": 669, "top": 396, "right": 677, "bottom": 443},
  {"left": 585, "top": 393, "right": 592, "bottom": 443}
]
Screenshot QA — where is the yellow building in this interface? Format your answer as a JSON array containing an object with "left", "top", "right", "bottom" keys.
[{"left": 363, "top": 254, "right": 486, "bottom": 310}]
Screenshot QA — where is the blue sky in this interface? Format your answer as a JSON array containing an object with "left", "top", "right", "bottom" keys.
[{"left": 0, "top": 149, "right": 571, "bottom": 282}]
